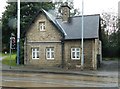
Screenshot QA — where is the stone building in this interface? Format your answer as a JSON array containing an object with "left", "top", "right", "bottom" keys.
[{"left": 24, "top": 4, "right": 102, "bottom": 70}]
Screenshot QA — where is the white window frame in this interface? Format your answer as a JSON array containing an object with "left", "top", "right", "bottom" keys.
[
  {"left": 46, "top": 47, "right": 54, "bottom": 60},
  {"left": 38, "top": 21, "right": 45, "bottom": 31},
  {"left": 71, "top": 48, "right": 80, "bottom": 60},
  {"left": 32, "top": 48, "right": 39, "bottom": 59}
]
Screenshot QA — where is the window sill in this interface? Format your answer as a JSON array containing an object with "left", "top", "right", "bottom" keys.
[
  {"left": 46, "top": 58, "right": 54, "bottom": 60},
  {"left": 71, "top": 58, "right": 80, "bottom": 60},
  {"left": 40, "top": 30, "right": 46, "bottom": 32},
  {"left": 32, "top": 58, "right": 39, "bottom": 60}
]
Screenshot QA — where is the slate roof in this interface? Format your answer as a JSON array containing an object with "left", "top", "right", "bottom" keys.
[
  {"left": 56, "top": 15, "right": 100, "bottom": 40},
  {"left": 43, "top": 9, "right": 100, "bottom": 40}
]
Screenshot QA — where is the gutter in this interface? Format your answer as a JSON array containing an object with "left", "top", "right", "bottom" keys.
[
  {"left": 24, "top": 36, "right": 27, "bottom": 65},
  {"left": 61, "top": 36, "right": 65, "bottom": 68}
]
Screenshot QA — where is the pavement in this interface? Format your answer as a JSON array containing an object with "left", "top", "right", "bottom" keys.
[
  {"left": 0, "top": 56, "right": 6, "bottom": 61},
  {"left": 1, "top": 60, "right": 118, "bottom": 78}
]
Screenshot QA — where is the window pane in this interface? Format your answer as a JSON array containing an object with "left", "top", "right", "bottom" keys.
[
  {"left": 43, "top": 26, "right": 45, "bottom": 29},
  {"left": 51, "top": 52, "right": 54, "bottom": 58},
  {"left": 76, "top": 48, "right": 79, "bottom": 51},
  {"left": 51, "top": 48, "right": 54, "bottom": 51},
  {"left": 76, "top": 52, "right": 79, "bottom": 55},
  {"left": 32, "top": 48, "right": 35, "bottom": 51},
  {"left": 47, "top": 48, "right": 50, "bottom": 51},
  {"left": 33, "top": 52, "right": 35, "bottom": 58},
  {"left": 37, "top": 52, "right": 39, "bottom": 58},
  {"left": 47, "top": 52, "right": 50, "bottom": 58},
  {"left": 76, "top": 52, "right": 80, "bottom": 58},
  {"left": 36, "top": 48, "right": 39, "bottom": 51},
  {"left": 72, "top": 52, "right": 75, "bottom": 58},
  {"left": 72, "top": 48, "right": 75, "bottom": 51},
  {"left": 40, "top": 26, "right": 42, "bottom": 29},
  {"left": 77, "top": 55, "right": 79, "bottom": 58}
]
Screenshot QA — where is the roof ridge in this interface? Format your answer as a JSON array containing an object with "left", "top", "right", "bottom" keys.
[{"left": 56, "top": 14, "right": 100, "bottom": 19}]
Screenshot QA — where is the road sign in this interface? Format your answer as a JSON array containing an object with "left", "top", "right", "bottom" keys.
[{"left": 11, "top": 37, "right": 16, "bottom": 49}]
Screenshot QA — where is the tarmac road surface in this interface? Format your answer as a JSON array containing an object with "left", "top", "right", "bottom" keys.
[
  {"left": 1, "top": 58, "right": 119, "bottom": 88},
  {"left": 2, "top": 71, "right": 118, "bottom": 87}
]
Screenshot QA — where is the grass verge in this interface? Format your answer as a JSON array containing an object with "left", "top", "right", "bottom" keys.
[
  {"left": 2, "top": 53, "right": 17, "bottom": 66},
  {"left": 0, "top": 52, "right": 8, "bottom": 57}
]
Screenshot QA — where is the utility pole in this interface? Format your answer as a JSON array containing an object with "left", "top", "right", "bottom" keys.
[
  {"left": 81, "top": 0, "right": 84, "bottom": 70},
  {"left": 17, "top": 0, "right": 20, "bottom": 65}
]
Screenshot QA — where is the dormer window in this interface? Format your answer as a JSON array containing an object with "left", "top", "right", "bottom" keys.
[{"left": 38, "top": 21, "right": 45, "bottom": 31}]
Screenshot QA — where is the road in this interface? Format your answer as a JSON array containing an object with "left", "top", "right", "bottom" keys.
[
  {"left": 2, "top": 71, "right": 118, "bottom": 87},
  {"left": 1, "top": 57, "right": 119, "bottom": 88}
]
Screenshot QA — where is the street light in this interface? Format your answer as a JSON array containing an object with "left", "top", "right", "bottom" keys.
[
  {"left": 81, "top": 0, "right": 84, "bottom": 69},
  {"left": 17, "top": 0, "right": 20, "bottom": 65}
]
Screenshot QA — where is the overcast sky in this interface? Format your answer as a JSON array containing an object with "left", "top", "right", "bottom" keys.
[
  {"left": 0, "top": 0, "right": 119, "bottom": 18},
  {"left": 74, "top": 0, "right": 119, "bottom": 15},
  {"left": 0, "top": 0, "right": 7, "bottom": 18}
]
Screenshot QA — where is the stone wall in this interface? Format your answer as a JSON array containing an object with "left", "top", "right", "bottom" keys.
[
  {"left": 24, "top": 13, "right": 63, "bottom": 67},
  {"left": 26, "top": 13, "right": 62, "bottom": 42},
  {"left": 25, "top": 42, "right": 62, "bottom": 67},
  {"left": 94, "top": 39, "right": 102, "bottom": 69},
  {"left": 64, "top": 40, "right": 94, "bottom": 69}
]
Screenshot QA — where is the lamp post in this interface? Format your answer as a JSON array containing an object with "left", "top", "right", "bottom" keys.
[
  {"left": 81, "top": 0, "right": 84, "bottom": 69},
  {"left": 17, "top": 0, "right": 20, "bottom": 65}
]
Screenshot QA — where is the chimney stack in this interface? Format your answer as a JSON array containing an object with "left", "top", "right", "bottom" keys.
[{"left": 60, "top": 2, "right": 71, "bottom": 22}]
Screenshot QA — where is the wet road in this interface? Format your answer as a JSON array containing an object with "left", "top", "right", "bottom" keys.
[{"left": 2, "top": 71, "right": 118, "bottom": 87}]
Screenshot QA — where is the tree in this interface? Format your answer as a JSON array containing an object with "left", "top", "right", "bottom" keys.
[
  {"left": 101, "top": 12, "right": 119, "bottom": 58},
  {"left": 117, "top": 18, "right": 120, "bottom": 57},
  {"left": 0, "top": 19, "right": 2, "bottom": 52},
  {"left": 2, "top": 2, "right": 17, "bottom": 52}
]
